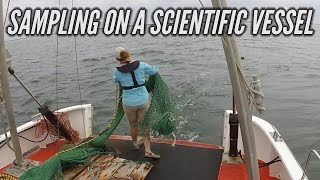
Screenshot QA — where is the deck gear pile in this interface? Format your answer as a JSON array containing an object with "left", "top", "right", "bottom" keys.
[
  {"left": 20, "top": 73, "right": 177, "bottom": 180},
  {"left": 35, "top": 112, "right": 80, "bottom": 143}
]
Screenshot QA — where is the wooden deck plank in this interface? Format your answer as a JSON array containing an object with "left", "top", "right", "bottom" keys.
[
  {"left": 63, "top": 155, "right": 106, "bottom": 180},
  {"left": 129, "top": 163, "right": 153, "bottom": 180},
  {"left": 67, "top": 155, "right": 116, "bottom": 180},
  {"left": 112, "top": 161, "right": 140, "bottom": 179},
  {"left": 63, "top": 155, "right": 153, "bottom": 180},
  {"left": 98, "top": 158, "right": 126, "bottom": 179}
]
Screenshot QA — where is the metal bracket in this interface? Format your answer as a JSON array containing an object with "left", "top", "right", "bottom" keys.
[
  {"left": 271, "top": 125, "right": 282, "bottom": 142},
  {"left": 4, "top": 159, "right": 41, "bottom": 178}
]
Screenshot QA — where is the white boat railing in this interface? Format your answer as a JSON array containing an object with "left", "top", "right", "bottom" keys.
[{"left": 301, "top": 150, "right": 320, "bottom": 180}]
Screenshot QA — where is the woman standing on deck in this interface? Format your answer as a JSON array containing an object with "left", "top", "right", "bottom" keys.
[{"left": 112, "top": 47, "right": 160, "bottom": 159}]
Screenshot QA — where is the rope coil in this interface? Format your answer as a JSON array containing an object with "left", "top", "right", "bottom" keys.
[
  {"left": 221, "top": 37, "right": 265, "bottom": 114},
  {"left": 250, "top": 76, "right": 265, "bottom": 113}
]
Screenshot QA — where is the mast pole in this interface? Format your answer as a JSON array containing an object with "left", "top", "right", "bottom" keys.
[
  {"left": 0, "top": 0, "right": 23, "bottom": 166},
  {"left": 211, "top": 0, "right": 260, "bottom": 179}
]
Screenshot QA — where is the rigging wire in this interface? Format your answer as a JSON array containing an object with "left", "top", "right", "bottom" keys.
[
  {"left": 69, "top": 4, "right": 92, "bottom": 176},
  {"left": 198, "top": 0, "right": 205, "bottom": 8},
  {"left": 3, "top": 127, "right": 15, "bottom": 152},
  {"left": 0, "top": 127, "right": 15, "bottom": 152},
  {"left": 71, "top": 0, "right": 87, "bottom": 138},
  {"left": 55, "top": 0, "right": 61, "bottom": 115},
  {"left": 55, "top": 38, "right": 59, "bottom": 111},
  {"left": 0, "top": 131, "right": 49, "bottom": 149},
  {"left": 0, "top": 115, "right": 50, "bottom": 148},
  {"left": 17, "top": 116, "right": 50, "bottom": 143},
  {"left": 73, "top": 36, "right": 86, "bottom": 133},
  {"left": 55, "top": 0, "right": 61, "bottom": 139},
  {"left": 0, "top": 0, "right": 56, "bottom": 158},
  {"left": 0, "top": 96, "right": 15, "bottom": 152},
  {"left": 3, "top": 0, "right": 11, "bottom": 26}
]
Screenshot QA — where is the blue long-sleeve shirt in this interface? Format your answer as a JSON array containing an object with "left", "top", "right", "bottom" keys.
[{"left": 113, "top": 62, "right": 158, "bottom": 106}]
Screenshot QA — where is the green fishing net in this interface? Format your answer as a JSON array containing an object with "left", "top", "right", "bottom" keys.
[
  {"left": 19, "top": 73, "right": 177, "bottom": 180},
  {"left": 19, "top": 147, "right": 107, "bottom": 180},
  {"left": 142, "top": 73, "right": 177, "bottom": 136}
]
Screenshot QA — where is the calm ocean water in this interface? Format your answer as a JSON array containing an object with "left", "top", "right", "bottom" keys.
[{"left": 1, "top": 0, "right": 320, "bottom": 179}]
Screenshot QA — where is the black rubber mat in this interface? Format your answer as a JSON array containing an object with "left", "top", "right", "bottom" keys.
[{"left": 106, "top": 138, "right": 223, "bottom": 180}]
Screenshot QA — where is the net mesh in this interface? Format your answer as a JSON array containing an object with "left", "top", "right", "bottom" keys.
[
  {"left": 142, "top": 73, "right": 177, "bottom": 136},
  {"left": 35, "top": 112, "right": 80, "bottom": 143},
  {"left": 20, "top": 73, "right": 177, "bottom": 180}
]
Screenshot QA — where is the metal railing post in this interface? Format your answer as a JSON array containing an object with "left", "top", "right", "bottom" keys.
[{"left": 301, "top": 150, "right": 320, "bottom": 180}]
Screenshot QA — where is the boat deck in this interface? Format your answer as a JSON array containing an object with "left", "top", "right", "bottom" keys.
[
  {"left": 107, "top": 136, "right": 224, "bottom": 180},
  {"left": 1, "top": 136, "right": 280, "bottom": 180}
]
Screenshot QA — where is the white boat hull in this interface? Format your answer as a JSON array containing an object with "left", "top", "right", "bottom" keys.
[
  {"left": 0, "top": 104, "right": 93, "bottom": 169},
  {"left": 1, "top": 106, "right": 307, "bottom": 179},
  {"left": 222, "top": 110, "right": 307, "bottom": 180}
]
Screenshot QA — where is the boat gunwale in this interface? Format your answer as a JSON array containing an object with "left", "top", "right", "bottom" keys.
[
  {"left": 0, "top": 104, "right": 92, "bottom": 144},
  {"left": 109, "top": 135, "right": 223, "bottom": 149}
]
